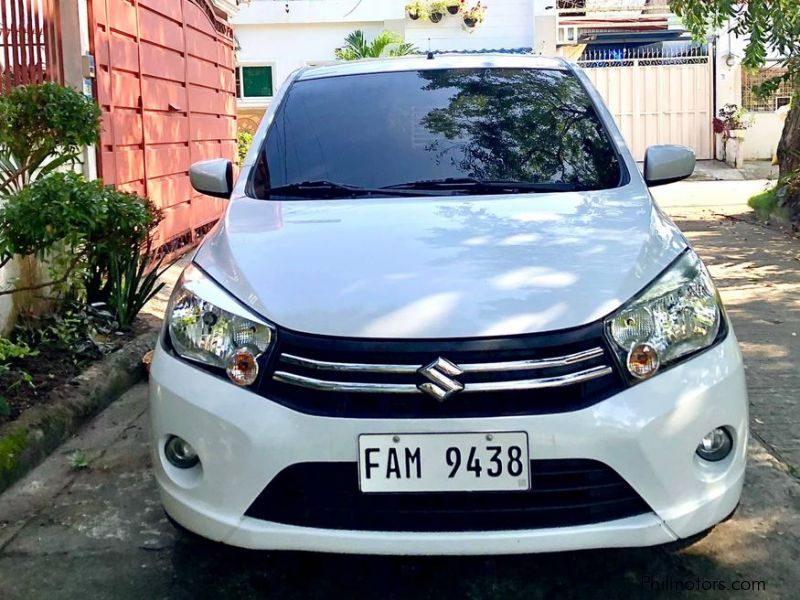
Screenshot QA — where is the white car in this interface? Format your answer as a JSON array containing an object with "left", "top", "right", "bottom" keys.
[{"left": 149, "top": 55, "right": 747, "bottom": 555}]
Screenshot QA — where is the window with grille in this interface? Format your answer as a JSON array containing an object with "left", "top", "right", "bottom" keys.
[{"left": 742, "top": 66, "right": 797, "bottom": 112}]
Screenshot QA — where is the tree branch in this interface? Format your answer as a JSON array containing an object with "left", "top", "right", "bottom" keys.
[{"left": 0, "top": 254, "right": 82, "bottom": 296}]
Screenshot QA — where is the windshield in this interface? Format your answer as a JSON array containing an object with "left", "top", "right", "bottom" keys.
[{"left": 251, "top": 68, "right": 623, "bottom": 199}]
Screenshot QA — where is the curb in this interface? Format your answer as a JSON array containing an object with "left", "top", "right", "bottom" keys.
[{"left": 0, "top": 318, "right": 160, "bottom": 494}]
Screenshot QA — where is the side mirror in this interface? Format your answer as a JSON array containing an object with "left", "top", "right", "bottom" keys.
[
  {"left": 189, "top": 159, "right": 233, "bottom": 199},
  {"left": 643, "top": 145, "right": 695, "bottom": 187}
]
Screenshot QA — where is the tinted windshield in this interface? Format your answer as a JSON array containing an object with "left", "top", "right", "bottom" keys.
[{"left": 252, "top": 68, "right": 622, "bottom": 198}]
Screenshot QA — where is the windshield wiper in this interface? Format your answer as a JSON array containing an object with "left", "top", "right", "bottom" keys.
[
  {"left": 383, "top": 178, "right": 580, "bottom": 194},
  {"left": 265, "top": 180, "right": 437, "bottom": 199}
]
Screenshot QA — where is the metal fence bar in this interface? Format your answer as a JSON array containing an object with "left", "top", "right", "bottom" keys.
[
  {"left": 25, "top": 0, "right": 34, "bottom": 83},
  {"left": 16, "top": 0, "right": 28, "bottom": 84},
  {"left": 52, "top": 0, "right": 62, "bottom": 83},
  {"left": 0, "top": 2, "right": 10, "bottom": 93},
  {"left": 8, "top": 0, "right": 20, "bottom": 84},
  {"left": 0, "top": 0, "right": 62, "bottom": 91},
  {"left": 30, "top": 0, "right": 40, "bottom": 84},
  {"left": 24, "top": 0, "right": 35, "bottom": 84},
  {"left": 41, "top": 0, "right": 53, "bottom": 82}
]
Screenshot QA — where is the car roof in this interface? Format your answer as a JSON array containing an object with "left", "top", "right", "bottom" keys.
[{"left": 295, "top": 54, "right": 572, "bottom": 81}]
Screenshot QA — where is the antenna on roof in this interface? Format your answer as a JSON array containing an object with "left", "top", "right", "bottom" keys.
[{"left": 427, "top": 38, "right": 434, "bottom": 60}]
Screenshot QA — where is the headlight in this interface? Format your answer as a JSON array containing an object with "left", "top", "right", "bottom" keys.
[
  {"left": 167, "top": 264, "right": 274, "bottom": 386},
  {"left": 605, "top": 250, "right": 721, "bottom": 380}
]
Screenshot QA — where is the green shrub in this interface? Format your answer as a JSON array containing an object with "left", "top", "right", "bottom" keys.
[
  {"left": 0, "top": 337, "right": 36, "bottom": 398},
  {"left": 0, "top": 82, "right": 101, "bottom": 193},
  {"left": 0, "top": 172, "right": 162, "bottom": 302},
  {"left": 237, "top": 129, "right": 253, "bottom": 165},
  {"left": 748, "top": 187, "right": 779, "bottom": 219},
  {"left": 14, "top": 302, "right": 117, "bottom": 358},
  {"left": 0, "top": 82, "right": 163, "bottom": 331},
  {"left": 107, "top": 242, "right": 169, "bottom": 329}
]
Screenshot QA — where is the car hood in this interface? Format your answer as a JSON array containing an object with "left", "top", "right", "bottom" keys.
[{"left": 194, "top": 189, "right": 686, "bottom": 338}]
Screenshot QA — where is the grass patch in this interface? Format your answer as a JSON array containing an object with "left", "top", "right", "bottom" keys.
[
  {"left": 748, "top": 186, "right": 779, "bottom": 220},
  {"left": 68, "top": 449, "right": 89, "bottom": 471},
  {"left": 0, "top": 427, "right": 29, "bottom": 487}
]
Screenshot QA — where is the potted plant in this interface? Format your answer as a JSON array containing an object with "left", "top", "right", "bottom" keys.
[
  {"left": 406, "top": 1, "right": 426, "bottom": 20},
  {"left": 446, "top": 0, "right": 460, "bottom": 15},
  {"left": 429, "top": 1, "right": 446, "bottom": 23},
  {"left": 713, "top": 103, "right": 753, "bottom": 169},
  {"left": 462, "top": 2, "right": 486, "bottom": 28}
]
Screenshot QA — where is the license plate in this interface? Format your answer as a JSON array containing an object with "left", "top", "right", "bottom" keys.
[{"left": 358, "top": 432, "right": 530, "bottom": 493}]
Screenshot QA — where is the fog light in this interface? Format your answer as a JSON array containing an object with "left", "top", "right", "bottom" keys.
[
  {"left": 226, "top": 346, "right": 259, "bottom": 386},
  {"left": 164, "top": 435, "right": 199, "bottom": 469},
  {"left": 696, "top": 428, "right": 733, "bottom": 462},
  {"left": 626, "top": 343, "right": 659, "bottom": 379}
]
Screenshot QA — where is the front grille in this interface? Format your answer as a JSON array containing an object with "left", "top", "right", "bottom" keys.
[
  {"left": 244, "top": 460, "right": 652, "bottom": 532},
  {"left": 255, "top": 323, "right": 625, "bottom": 418}
]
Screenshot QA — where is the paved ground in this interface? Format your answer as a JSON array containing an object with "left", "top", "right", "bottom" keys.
[
  {"left": 1, "top": 180, "right": 800, "bottom": 599},
  {"left": 689, "top": 160, "right": 779, "bottom": 182},
  {"left": 656, "top": 181, "right": 800, "bottom": 470}
]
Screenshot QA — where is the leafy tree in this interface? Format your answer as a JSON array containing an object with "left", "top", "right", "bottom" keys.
[
  {"left": 670, "top": 1, "right": 800, "bottom": 216},
  {"left": 0, "top": 82, "right": 101, "bottom": 194},
  {"left": 335, "top": 30, "right": 418, "bottom": 61}
]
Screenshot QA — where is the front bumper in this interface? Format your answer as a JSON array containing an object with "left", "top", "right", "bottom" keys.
[{"left": 148, "top": 332, "right": 747, "bottom": 555}]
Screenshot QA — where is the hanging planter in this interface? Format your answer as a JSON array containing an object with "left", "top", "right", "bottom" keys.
[
  {"left": 462, "top": 2, "right": 486, "bottom": 28},
  {"left": 446, "top": 1, "right": 460, "bottom": 15},
  {"left": 405, "top": 2, "right": 425, "bottom": 20},
  {"left": 429, "top": 2, "right": 446, "bottom": 23}
]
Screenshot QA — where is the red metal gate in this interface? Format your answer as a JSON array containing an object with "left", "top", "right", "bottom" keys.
[
  {"left": 0, "top": 0, "right": 63, "bottom": 91},
  {"left": 91, "top": 0, "right": 236, "bottom": 252}
]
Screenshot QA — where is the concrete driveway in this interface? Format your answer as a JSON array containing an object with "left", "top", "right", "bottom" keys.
[{"left": 1, "top": 179, "right": 799, "bottom": 599}]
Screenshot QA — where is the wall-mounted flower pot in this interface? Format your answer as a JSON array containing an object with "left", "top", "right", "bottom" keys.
[
  {"left": 447, "top": 5, "right": 460, "bottom": 14},
  {"left": 463, "top": 17, "right": 477, "bottom": 27},
  {"left": 430, "top": 11, "right": 444, "bottom": 23},
  {"left": 408, "top": 10, "right": 421, "bottom": 20}
]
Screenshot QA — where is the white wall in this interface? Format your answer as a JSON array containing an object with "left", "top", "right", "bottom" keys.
[
  {"left": 0, "top": 261, "right": 17, "bottom": 335},
  {"left": 234, "top": 0, "right": 402, "bottom": 25},
  {"left": 404, "top": 0, "right": 534, "bottom": 53},
  {"left": 744, "top": 111, "right": 787, "bottom": 161},
  {"left": 236, "top": 21, "right": 385, "bottom": 93}
]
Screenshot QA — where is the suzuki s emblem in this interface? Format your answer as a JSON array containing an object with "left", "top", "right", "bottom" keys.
[{"left": 417, "top": 357, "right": 464, "bottom": 402}]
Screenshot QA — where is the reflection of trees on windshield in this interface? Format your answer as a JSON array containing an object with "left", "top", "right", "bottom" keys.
[{"left": 418, "top": 69, "right": 620, "bottom": 188}]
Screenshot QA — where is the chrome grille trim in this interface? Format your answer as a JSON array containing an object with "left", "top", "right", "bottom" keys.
[
  {"left": 272, "top": 372, "right": 418, "bottom": 393},
  {"left": 461, "top": 347, "right": 604, "bottom": 372},
  {"left": 280, "top": 353, "right": 418, "bottom": 374},
  {"left": 272, "top": 365, "right": 613, "bottom": 394},
  {"left": 279, "top": 346, "right": 604, "bottom": 374}
]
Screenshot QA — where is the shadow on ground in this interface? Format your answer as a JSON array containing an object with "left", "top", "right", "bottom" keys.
[
  {"left": 163, "top": 539, "right": 706, "bottom": 599},
  {"left": 675, "top": 213, "right": 800, "bottom": 468}
]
